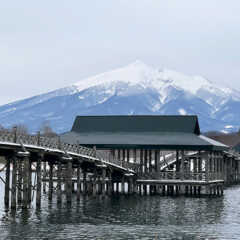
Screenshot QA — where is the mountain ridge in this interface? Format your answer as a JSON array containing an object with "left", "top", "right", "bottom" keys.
[{"left": 0, "top": 61, "right": 239, "bottom": 133}]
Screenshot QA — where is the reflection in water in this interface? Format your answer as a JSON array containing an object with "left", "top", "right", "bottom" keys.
[{"left": 0, "top": 173, "right": 240, "bottom": 239}]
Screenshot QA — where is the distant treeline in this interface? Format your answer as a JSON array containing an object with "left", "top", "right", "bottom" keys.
[
  {"left": 0, "top": 121, "right": 58, "bottom": 138},
  {"left": 205, "top": 130, "right": 240, "bottom": 148}
]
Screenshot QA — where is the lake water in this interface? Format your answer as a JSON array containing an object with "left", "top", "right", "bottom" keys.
[{"left": 0, "top": 172, "right": 240, "bottom": 240}]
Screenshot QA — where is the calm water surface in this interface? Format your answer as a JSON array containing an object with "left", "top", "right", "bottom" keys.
[{"left": 0, "top": 172, "right": 240, "bottom": 240}]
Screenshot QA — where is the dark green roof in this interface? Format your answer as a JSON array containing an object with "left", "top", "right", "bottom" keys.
[
  {"left": 234, "top": 143, "right": 240, "bottom": 153},
  {"left": 71, "top": 115, "right": 200, "bottom": 134},
  {"left": 61, "top": 115, "right": 228, "bottom": 151}
]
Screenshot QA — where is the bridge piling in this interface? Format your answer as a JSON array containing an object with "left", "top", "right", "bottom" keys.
[
  {"left": 22, "top": 153, "right": 30, "bottom": 209},
  {"left": 17, "top": 158, "right": 22, "bottom": 204},
  {"left": 121, "top": 177, "right": 125, "bottom": 194},
  {"left": 28, "top": 159, "right": 32, "bottom": 203},
  {"left": 36, "top": 154, "right": 42, "bottom": 208},
  {"left": 43, "top": 162, "right": 47, "bottom": 194},
  {"left": 108, "top": 174, "right": 113, "bottom": 195},
  {"left": 83, "top": 170, "right": 87, "bottom": 195},
  {"left": 102, "top": 168, "right": 106, "bottom": 196},
  {"left": 11, "top": 156, "right": 17, "bottom": 209},
  {"left": 92, "top": 171, "right": 97, "bottom": 197},
  {"left": 98, "top": 176, "right": 102, "bottom": 194},
  {"left": 4, "top": 156, "right": 10, "bottom": 208},
  {"left": 48, "top": 162, "right": 53, "bottom": 201},
  {"left": 76, "top": 165, "right": 81, "bottom": 201},
  {"left": 57, "top": 161, "right": 62, "bottom": 204},
  {"left": 66, "top": 160, "right": 73, "bottom": 203}
]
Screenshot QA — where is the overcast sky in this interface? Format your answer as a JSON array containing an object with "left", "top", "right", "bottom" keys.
[{"left": 0, "top": 0, "right": 240, "bottom": 105}]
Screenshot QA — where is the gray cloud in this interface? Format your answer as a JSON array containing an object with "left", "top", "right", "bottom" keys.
[{"left": 0, "top": 0, "right": 240, "bottom": 105}]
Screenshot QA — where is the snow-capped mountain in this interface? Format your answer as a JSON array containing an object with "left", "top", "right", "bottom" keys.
[{"left": 0, "top": 60, "right": 239, "bottom": 133}]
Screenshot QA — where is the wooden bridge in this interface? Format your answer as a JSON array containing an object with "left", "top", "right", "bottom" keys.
[
  {"left": 1, "top": 127, "right": 240, "bottom": 210},
  {"left": 0, "top": 130, "right": 135, "bottom": 209}
]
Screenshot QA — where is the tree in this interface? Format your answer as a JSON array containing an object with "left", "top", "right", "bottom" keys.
[
  {"left": 0, "top": 124, "right": 5, "bottom": 133},
  {"left": 11, "top": 124, "right": 28, "bottom": 135},
  {"left": 40, "top": 121, "right": 58, "bottom": 138}
]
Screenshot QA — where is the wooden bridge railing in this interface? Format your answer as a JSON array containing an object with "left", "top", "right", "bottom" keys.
[
  {"left": 0, "top": 132, "right": 97, "bottom": 157},
  {"left": 0, "top": 132, "right": 135, "bottom": 172},
  {"left": 95, "top": 150, "right": 135, "bottom": 171},
  {"left": 138, "top": 171, "right": 224, "bottom": 181}
]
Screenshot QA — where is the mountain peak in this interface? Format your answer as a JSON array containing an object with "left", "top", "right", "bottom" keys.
[
  {"left": 157, "top": 68, "right": 212, "bottom": 94},
  {"left": 0, "top": 60, "right": 239, "bottom": 134},
  {"left": 128, "top": 60, "right": 151, "bottom": 69},
  {"left": 72, "top": 61, "right": 236, "bottom": 98},
  {"left": 73, "top": 60, "right": 156, "bottom": 92}
]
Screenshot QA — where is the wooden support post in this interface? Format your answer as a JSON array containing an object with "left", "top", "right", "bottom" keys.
[
  {"left": 97, "top": 176, "right": 102, "bottom": 194},
  {"left": 121, "top": 177, "right": 125, "bottom": 194},
  {"left": 77, "top": 165, "right": 81, "bottom": 201},
  {"left": 36, "top": 154, "right": 42, "bottom": 208},
  {"left": 162, "top": 185, "right": 165, "bottom": 195},
  {"left": 28, "top": 159, "right": 32, "bottom": 203},
  {"left": 22, "top": 154, "right": 30, "bottom": 209},
  {"left": 102, "top": 167, "right": 106, "bottom": 196},
  {"left": 198, "top": 186, "right": 201, "bottom": 195},
  {"left": 43, "top": 162, "right": 47, "bottom": 194},
  {"left": 180, "top": 150, "right": 185, "bottom": 180},
  {"left": 193, "top": 158, "right": 197, "bottom": 173},
  {"left": 220, "top": 185, "right": 224, "bottom": 195},
  {"left": 92, "top": 172, "right": 97, "bottom": 197},
  {"left": 117, "top": 149, "right": 121, "bottom": 163},
  {"left": 116, "top": 182, "right": 119, "bottom": 194},
  {"left": 143, "top": 184, "right": 146, "bottom": 195},
  {"left": 154, "top": 150, "right": 159, "bottom": 173},
  {"left": 140, "top": 149, "right": 143, "bottom": 173},
  {"left": 83, "top": 170, "right": 87, "bottom": 195},
  {"left": 178, "top": 150, "right": 185, "bottom": 194},
  {"left": 144, "top": 150, "right": 148, "bottom": 173},
  {"left": 127, "top": 149, "right": 130, "bottom": 163},
  {"left": 11, "top": 156, "right": 17, "bottom": 209},
  {"left": 149, "top": 185, "right": 153, "bottom": 195},
  {"left": 48, "top": 162, "right": 53, "bottom": 201},
  {"left": 198, "top": 157, "right": 202, "bottom": 172},
  {"left": 205, "top": 152, "right": 210, "bottom": 195},
  {"left": 194, "top": 186, "right": 197, "bottom": 195},
  {"left": 128, "top": 177, "right": 133, "bottom": 194},
  {"left": 88, "top": 176, "right": 93, "bottom": 195},
  {"left": 4, "top": 156, "right": 11, "bottom": 207},
  {"left": 17, "top": 159, "right": 22, "bottom": 204},
  {"left": 134, "top": 149, "right": 137, "bottom": 164},
  {"left": 66, "top": 159, "right": 73, "bottom": 203},
  {"left": 112, "top": 149, "right": 115, "bottom": 162},
  {"left": 149, "top": 150, "right": 152, "bottom": 173},
  {"left": 133, "top": 179, "right": 137, "bottom": 194},
  {"left": 176, "top": 185, "right": 179, "bottom": 195},
  {"left": 176, "top": 150, "right": 180, "bottom": 172},
  {"left": 139, "top": 184, "right": 142, "bottom": 195},
  {"left": 57, "top": 161, "right": 62, "bottom": 204},
  {"left": 108, "top": 173, "right": 113, "bottom": 195},
  {"left": 122, "top": 149, "right": 125, "bottom": 167}
]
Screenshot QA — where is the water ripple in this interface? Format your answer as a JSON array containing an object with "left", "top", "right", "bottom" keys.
[{"left": 1, "top": 174, "right": 240, "bottom": 239}]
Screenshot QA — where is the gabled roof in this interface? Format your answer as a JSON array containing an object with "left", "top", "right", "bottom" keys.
[
  {"left": 71, "top": 115, "right": 201, "bottom": 135},
  {"left": 61, "top": 115, "right": 228, "bottom": 151}
]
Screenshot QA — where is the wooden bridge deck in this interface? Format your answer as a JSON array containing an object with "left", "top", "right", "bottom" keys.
[
  {"left": 0, "top": 130, "right": 239, "bottom": 210},
  {"left": 137, "top": 179, "right": 224, "bottom": 185}
]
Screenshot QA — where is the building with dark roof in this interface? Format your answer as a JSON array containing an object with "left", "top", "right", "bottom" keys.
[
  {"left": 61, "top": 115, "right": 240, "bottom": 191},
  {"left": 62, "top": 115, "right": 228, "bottom": 151}
]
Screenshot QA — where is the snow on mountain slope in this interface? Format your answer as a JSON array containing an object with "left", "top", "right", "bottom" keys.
[
  {"left": 73, "top": 60, "right": 240, "bottom": 106},
  {"left": 0, "top": 61, "right": 239, "bottom": 133}
]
